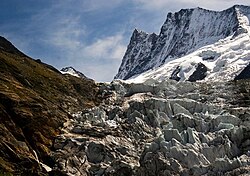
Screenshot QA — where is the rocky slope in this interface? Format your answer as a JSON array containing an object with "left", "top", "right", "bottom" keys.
[
  {"left": 115, "top": 5, "right": 250, "bottom": 81},
  {"left": 51, "top": 78, "right": 250, "bottom": 175},
  {"left": 0, "top": 36, "right": 100, "bottom": 175}
]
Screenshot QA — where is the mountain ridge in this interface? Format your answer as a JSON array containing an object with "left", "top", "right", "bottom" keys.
[{"left": 115, "top": 5, "right": 250, "bottom": 81}]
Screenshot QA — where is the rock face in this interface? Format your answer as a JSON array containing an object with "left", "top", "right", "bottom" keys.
[
  {"left": 235, "top": 63, "right": 250, "bottom": 80},
  {"left": 188, "top": 62, "right": 208, "bottom": 82},
  {"left": 115, "top": 29, "right": 158, "bottom": 80},
  {"left": 115, "top": 5, "right": 250, "bottom": 81},
  {"left": 52, "top": 79, "right": 250, "bottom": 175},
  {"left": 0, "top": 36, "right": 100, "bottom": 175}
]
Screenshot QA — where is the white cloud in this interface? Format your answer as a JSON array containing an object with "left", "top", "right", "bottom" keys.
[
  {"left": 29, "top": 1, "right": 127, "bottom": 82},
  {"left": 47, "top": 17, "right": 86, "bottom": 51},
  {"left": 192, "top": 0, "right": 250, "bottom": 11},
  {"left": 133, "top": 0, "right": 250, "bottom": 11},
  {"left": 46, "top": 29, "right": 126, "bottom": 81},
  {"left": 81, "top": 0, "right": 125, "bottom": 12},
  {"left": 28, "top": 1, "right": 127, "bottom": 81},
  {"left": 83, "top": 63, "right": 121, "bottom": 82},
  {"left": 47, "top": 32, "right": 126, "bottom": 82},
  {"left": 83, "top": 34, "right": 126, "bottom": 60},
  {"left": 133, "top": 0, "right": 194, "bottom": 11}
]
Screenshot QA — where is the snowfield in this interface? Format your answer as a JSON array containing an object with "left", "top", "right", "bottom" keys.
[{"left": 128, "top": 30, "right": 250, "bottom": 83}]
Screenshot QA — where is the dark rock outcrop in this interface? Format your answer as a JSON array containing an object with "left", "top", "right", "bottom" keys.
[
  {"left": 234, "top": 63, "right": 250, "bottom": 80},
  {"left": 188, "top": 62, "right": 208, "bottom": 82},
  {"left": 170, "top": 66, "right": 181, "bottom": 81}
]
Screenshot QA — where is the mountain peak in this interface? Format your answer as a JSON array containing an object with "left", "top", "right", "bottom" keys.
[
  {"left": 133, "top": 28, "right": 146, "bottom": 34},
  {"left": 60, "top": 66, "right": 87, "bottom": 79},
  {"left": 115, "top": 5, "right": 250, "bottom": 81},
  {"left": 130, "top": 28, "right": 151, "bottom": 44}
]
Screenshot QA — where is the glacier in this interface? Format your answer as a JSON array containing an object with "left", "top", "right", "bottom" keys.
[{"left": 51, "top": 79, "right": 250, "bottom": 175}]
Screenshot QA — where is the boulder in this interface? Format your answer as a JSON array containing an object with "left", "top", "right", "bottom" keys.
[{"left": 86, "top": 142, "right": 105, "bottom": 163}]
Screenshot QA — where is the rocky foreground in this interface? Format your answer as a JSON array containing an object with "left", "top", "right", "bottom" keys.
[{"left": 52, "top": 79, "right": 250, "bottom": 175}]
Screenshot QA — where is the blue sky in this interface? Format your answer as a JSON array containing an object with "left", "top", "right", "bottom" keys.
[{"left": 1, "top": 0, "right": 250, "bottom": 81}]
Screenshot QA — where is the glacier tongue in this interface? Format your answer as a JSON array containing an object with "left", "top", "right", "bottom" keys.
[
  {"left": 115, "top": 5, "right": 250, "bottom": 81},
  {"left": 51, "top": 79, "right": 250, "bottom": 175}
]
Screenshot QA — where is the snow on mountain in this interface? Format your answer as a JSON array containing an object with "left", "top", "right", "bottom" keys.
[
  {"left": 128, "top": 30, "right": 250, "bottom": 83},
  {"left": 115, "top": 5, "right": 250, "bottom": 82},
  {"left": 60, "top": 66, "right": 87, "bottom": 78}
]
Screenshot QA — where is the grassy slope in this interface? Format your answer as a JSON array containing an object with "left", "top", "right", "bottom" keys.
[{"left": 0, "top": 49, "right": 100, "bottom": 175}]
